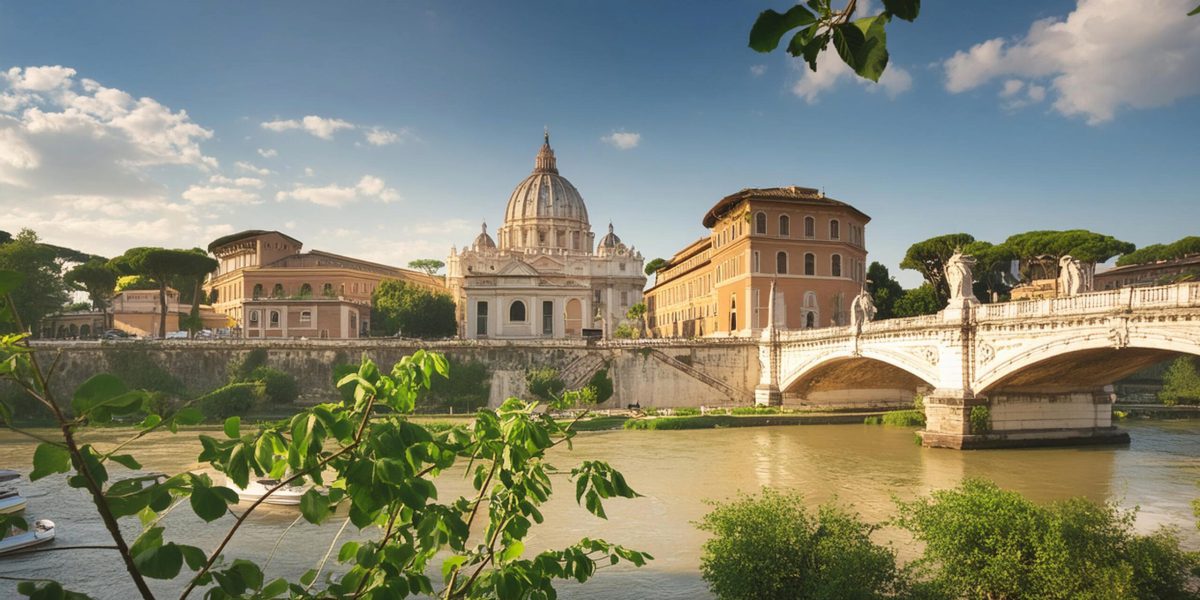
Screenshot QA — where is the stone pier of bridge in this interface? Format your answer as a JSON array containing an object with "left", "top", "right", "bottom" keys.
[{"left": 756, "top": 282, "right": 1200, "bottom": 449}]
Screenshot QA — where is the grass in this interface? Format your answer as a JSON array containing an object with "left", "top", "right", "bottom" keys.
[{"left": 863, "top": 409, "right": 926, "bottom": 427}]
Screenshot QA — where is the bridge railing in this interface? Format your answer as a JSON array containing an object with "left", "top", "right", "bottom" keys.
[{"left": 977, "top": 282, "right": 1200, "bottom": 321}]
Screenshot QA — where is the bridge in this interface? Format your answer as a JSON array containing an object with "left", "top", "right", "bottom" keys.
[{"left": 755, "top": 282, "right": 1200, "bottom": 448}]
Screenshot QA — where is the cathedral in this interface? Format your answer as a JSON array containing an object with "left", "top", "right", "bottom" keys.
[{"left": 446, "top": 132, "right": 645, "bottom": 339}]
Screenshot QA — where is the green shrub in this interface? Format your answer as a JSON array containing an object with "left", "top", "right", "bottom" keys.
[
  {"left": 880, "top": 409, "right": 925, "bottom": 427},
  {"left": 642, "top": 407, "right": 659, "bottom": 416},
  {"left": 863, "top": 415, "right": 882, "bottom": 425},
  {"left": 585, "top": 368, "right": 614, "bottom": 403},
  {"left": 525, "top": 367, "right": 565, "bottom": 402},
  {"left": 248, "top": 367, "right": 299, "bottom": 405},
  {"left": 420, "top": 358, "right": 491, "bottom": 413},
  {"left": 228, "top": 348, "right": 269, "bottom": 383},
  {"left": 673, "top": 407, "right": 700, "bottom": 416},
  {"left": 912, "top": 393, "right": 925, "bottom": 411},
  {"left": 730, "top": 406, "right": 779, "bottom": 415},
  {"left": 199, "top": 382, "right": 261, "bottom": 421},
  {"left": 1159, "top": 356, "right": 1200, "bottom": 405},
  {"left": 969, "top": 405, "right": 991, "bottom": 435},
  {"left": 698, "top": 488, "right": 901, "bottom": 600},
  {"left": 896, "top": 479, "right": 1200, "bottom": 600}
]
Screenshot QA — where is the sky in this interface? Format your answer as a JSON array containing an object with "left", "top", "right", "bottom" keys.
[{"left": 0, "top": 0, "right": 1197, "bottom": 287}]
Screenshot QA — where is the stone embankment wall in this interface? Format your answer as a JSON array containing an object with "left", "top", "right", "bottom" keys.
[{"left": 26, "top": 339, "right": 760, "bottom": 410}]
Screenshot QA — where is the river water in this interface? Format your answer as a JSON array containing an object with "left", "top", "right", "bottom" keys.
[{"left": 1, "top": 420, "right": 1197, "bottom": 599}]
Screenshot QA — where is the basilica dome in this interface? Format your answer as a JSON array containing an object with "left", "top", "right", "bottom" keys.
[{"left": 499, "top": 132, "right": 594, "bottom": 252}]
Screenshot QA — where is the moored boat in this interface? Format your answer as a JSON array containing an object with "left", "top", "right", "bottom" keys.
[
  {"left": 0, "top": 489, "right": 26, "bottom": 515},
  {"left": 224, "top": 477, "right": 309, "bottom": 505},
  {"left": 0, "top": 519, "right": 55, "bottom": 556}
]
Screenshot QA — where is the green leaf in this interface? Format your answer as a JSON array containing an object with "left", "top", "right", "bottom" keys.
[
  {"left": 179, "top": 544, "right": 208, "bottom": 571},
  {"left": 108, "top": 454, "right": 141, "bottom": 470},
  {"left": 0, "top": 270, "right": 23, "bottom": 296},
  {"left": 299, "top": 488, "right": 330, "bottom": 525},
  {"left": 260, "top": 578, "right": 289, "bottom": 598},
  {"left": 1191, "top": 4, "right": 1200, "bottom": 15},
  {"left": 224, "top": 416, "right": 240, "bottom": 439},
  {"left": 501, "top": 540, "right": 524, "bottom": 563},
  {"left": 71, "top": 374, "right": 143, "bottom": 421},
  {"left": 882, "top": 0, "right": 920, "bottom": 21},
  {"left": 749, "top": 5, "right": 817, "bottom": 52},
  {"left": 338, "top": 541, "right": 360, "bottom": 563},
  {"left": 300, "top": 568, "right": 318, "bottom": 587},
  {"left": 832, "top": 22, "right": 866, "bottom": 74},
  {"left": 30, "top": 443, "right": 70, "bottom": 481},
  {"left": 174, "top": 407, "right": 203, "bottom": 425},
  {"left": 130, "top": 526, "right": 164, "bottom": 558},
  {"left": 134, "top": 541, "right": 183, "bottom": 579},
  {"left": 190, "top": 479, "right": 235, "bottom": 522},
  {"left": 851, "top": 14, "right": 890, "bottom": 82}
]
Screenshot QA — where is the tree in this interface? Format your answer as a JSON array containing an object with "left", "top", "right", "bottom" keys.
[
  {"left": 65, "top": 258, "right": 118, "bottom": 328},
  {"left": 172, "top": 249, "right": 218, "bottom": 337},
  {"left": 408, "top": 259, "right": 446, "bottom": 277},
  {"left": 626, "top": 302, "right": 648, "bottom": 337},
  {"left": 1117, "top": 236, "right": 1200, "bottom": 267},
  {"left": 698, "top": 488, "right": 902, "bottom": 600},
  {"left": 1004, "top": 230, "right": 1134, "bottom": 279},
  {"left": 1159, "top": 356, "right": 1200, "bottom": 406},
  {"left": 749, "top": 0, "right": 920, "bottom": 83},
  {"left": 892, "top": 284, "right": 940, "bottom": 318},
  {"left": 0, "top": 230, "right": 11, "bottom": 245},
  {"left": 963, "top": 241, "right": 1017, "bottom": 303},
  {"left": 644, "top": 257, "right": 667, "bottom": 276},
  {"left": 900, "top": 233, "right": 975, "bottom": 304},
  {"left": 866, "top": 262, "right": 903, "bottom": 319},
  {"left": 110, "top": 247, "right": 209, "bottom": 338},
  {"left": 0, "top": 229, "right": 69, "bottom": 335},
  {"left": 371, "top": 278, "right": 457, "bottom": 338}
]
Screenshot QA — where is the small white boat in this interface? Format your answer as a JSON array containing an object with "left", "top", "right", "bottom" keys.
[
  {"left": 0, "top": 519, "right": 55, "bottom": 555},
  {"left": 225, "top": 477, "right": 309, "bottom": 505},
  {"left": 0, "top": 489, "right": 26, "bottom": 515}
]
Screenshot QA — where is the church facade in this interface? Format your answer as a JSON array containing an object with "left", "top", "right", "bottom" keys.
[{"left": 446, "top": 133, "right": 645, "bottom": 339}]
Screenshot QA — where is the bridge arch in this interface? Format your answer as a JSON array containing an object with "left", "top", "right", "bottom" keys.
[
  {"left": 779, "top": 347, "right": 939, "bottom": 403},
  {"left": 975, "top": 330, "right": 1200, "bottom": 395}
]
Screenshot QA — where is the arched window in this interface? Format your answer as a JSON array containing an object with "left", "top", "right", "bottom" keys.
[
  {"left": 804, "top": 253, "right": 815, "bottom": 276},
  {"left": 832, "top": 254, "right": 842, "bottom": 277},
  {"left": 323, "top": 283, "right": 333, "bottom": 297},
  {"left": 272, "top": 283, "right": 284, "bottom": 298},
  {"left": 509, "top": 300, "right": 527, "bottom": 322},
  {"left": 300, "top": 283, "right": 313, "bottom": 297},
  {"left": 252, "top": 284, "right": 263, "bottom": 298},
  {"left": 830, "top": 219, "right": 840, "bottom": 240},
  {"left": 80, "top": 325, "right": 91, "bottom": 337},
  {"left": 776, "top": 251, "right": 788, "bottom": 274},
  {"left": 755, "top": 212, "right": 767, "bottom": 234},
  {"left": 729, "top": 295, "right": 737, "bottom": 331},
  {"left": 779, "top": 215, "right": 790, "bottom": 236},
  {"left": 806, "top": 312, "right": 816, "bottom": 328},
  {"left": 269, "top": 311, "right": 280, "bottom": 327},
  {"left": 804, "top": 216, "right": 815, "bottom": 237},
  {"left": 249, "top": 310, "right": 260, "bottom": 324}
]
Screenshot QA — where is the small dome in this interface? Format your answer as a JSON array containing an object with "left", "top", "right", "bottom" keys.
[
  {"left": 502, "top": 131, "right": 590, "bottom": 229},
  {"left": 598, "top": 222, "right": 622, "bottom": 249},
  {"left": 473, "top": 222, "right": 496, "bottom": 250}
]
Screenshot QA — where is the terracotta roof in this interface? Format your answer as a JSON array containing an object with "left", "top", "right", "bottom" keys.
[
  {"left": 207, "top": 230, "right": 303, "bottom": 252},
  {"left": 701, "top": 186, "right": 871, "bottom": 228}
]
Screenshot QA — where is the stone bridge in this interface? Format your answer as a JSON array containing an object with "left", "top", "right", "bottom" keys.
[{"left": 756, "top": 282, "right": 1200, "bottom": 448}]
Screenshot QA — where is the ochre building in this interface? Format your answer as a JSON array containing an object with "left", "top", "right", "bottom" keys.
[
  {"left": 203, "top": 230, "right": 444, "bottom": 339},
  {"left": 645, "top": 186, "right": 870, "bottom": 337},
  {"left": 446, "top": 133, "right": 645, "bottom": 339}
]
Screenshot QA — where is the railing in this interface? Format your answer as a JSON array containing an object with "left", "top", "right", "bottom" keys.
[{"left": 978, "top": 282, "right": 1200, "bottom": 321}]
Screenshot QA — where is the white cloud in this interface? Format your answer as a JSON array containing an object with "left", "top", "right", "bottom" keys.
[
  {"left": 209, "top": 174, "right": 264, "bottom": 188},
  {"left": 257, "top": 147, "right": 277, "bottom": 158},
  {"left": 942, "top": 0, "right": 1200, "bottom": 124},
  {"left": 750, "top": 64, "right": 767, "bottom": 77},
  {"left": 601, "top": 131, "right": 641, "bottom": 150},
  {"left": 275, "top": 174, "right": 400, "bottom": 207},
  {"left": 261, "top": 115, "right": 354, "bottom": 140},
  {"left": 234, "top": 161, "right": 271, "bottom": 176},
  {"left": 791, "top": 51, "right": 912, "bottom": 103},
  {"left": 181, "top": 185, "right": 261, "bottom": 207},
  {"left": 303, "top": 167, "right": 314, "bottom": 177},
  {"left": 364, "top": 126, "right": 417, "bottom": 146},
  {"left": 1000, "top": 79, "right": 1024, "bottom": 98},
  {"left": 3, "top": 65, "right": 76, "bottom": 92}
]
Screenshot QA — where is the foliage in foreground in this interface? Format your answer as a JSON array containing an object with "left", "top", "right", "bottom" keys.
[
  {"left": 700, "top": 480, "right": 1200, "bottom": 600},
  {"left": 0, "top": 268, "right": 650, "bottom": 599}
]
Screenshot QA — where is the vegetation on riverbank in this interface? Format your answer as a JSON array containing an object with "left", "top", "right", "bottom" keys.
[
  {"left": 623, "top": 412, "right": 875, "bottom": 430},
  {"left": 863, "top": 409, "right": 925, "bottom": 427},
  {"left": 700, "top": 479, "right": 1200, "bottom": 600}
]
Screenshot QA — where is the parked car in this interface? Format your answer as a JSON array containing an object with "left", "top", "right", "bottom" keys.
[
  {"left": 164, "top": 331, "right": 188, "bottom": 339},
  {"left": 100, "top": 329, "right": 130, "bottom": 340}
]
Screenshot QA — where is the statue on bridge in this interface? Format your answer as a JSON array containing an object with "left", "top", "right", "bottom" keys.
[
  {"left": 1058, "top": 255, "right": 1086, "bottom": 297},
  {"left": 850, "top": 288, "right": 877, "bottom": 335},
  {"left": 945, "top": 250, "right": 979, "bottom": 306}
]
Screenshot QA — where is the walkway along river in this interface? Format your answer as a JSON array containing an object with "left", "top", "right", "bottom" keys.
[{"left": 0, "top": 420, "right": 1197, "bottom": 599}]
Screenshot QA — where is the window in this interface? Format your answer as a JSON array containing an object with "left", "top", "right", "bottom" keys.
[
  {"left": 620, "top": 291, "right": 629, "bottom": 306},
  {"left": 832, "top": 254, "right": 842, "bottom": 277},
  {"left": 806, "top": 312, "right": 816, "bottom": 328},
  {"left": 776, "top": 251, "right": 788, "bottom": 274},
  {"left": 619, "top": 262, "right": 626, "bottom": 271},
  {"left": 830, "top": 219, "right": 840, "bottom": 240},
  {"left": 804, "top": 216, "right": 815, "bottom": 237},
  {"left": 252, "top": 284, "right": 263, "bottom": 298},
  {"left": 272, "top": 283, "right": 284, "bottom": 298},
  {"left": 753, "top": 251, "right": 760, "bottom": 273},
  {"left": 269, "top": 310, "right": 280, "bottom": 327},
  {"left": 300, "top": 283, "right": 312, "bottom": 298},
  {"left": 476, "top": 302, "right": 488, "bottom": 336},
  {"left": 323, "top": 283, "right": 333, "bottom": 297},
  {"left": 542, "top": 301, "right": 553, "bottom": 336},
  {"left": 779, "top": 215, "right": 790, "bottom": 236},
  {"left": 729, "top": 295, "right": 737, "bottom": 331},
  {"left": 509, "top": 300, "right": 527, "bottom": 322},
  {"left": 755, "top": 212, "right": 767, "bottom": 234},
  {"left": 593, "top": 289, "right": 602, "bottom": 303},
  {"left": 804, "top": 253, "right": 815, "bottom": 276},
  {"left": 300, "top": 310, "right": 312, "bottom": 323},
  {"left": 249, "top": 310, "right": 260, "bottom": 324}
]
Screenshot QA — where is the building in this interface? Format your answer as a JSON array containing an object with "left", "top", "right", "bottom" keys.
[
  {"left": 40, "top": 288, "right": 226, "bottom": 338},
  {"left": 446, "top": 132, "right": 645, "bottom": 339},
  {"left": 645, "top": 186, "right": 870, "bottom": 337},
  {"left": 1094, "top": 254, "right": 1200, "bottom": 290},
  {"left": 203, "top": 230, "right": 444, "bottom": 339}
]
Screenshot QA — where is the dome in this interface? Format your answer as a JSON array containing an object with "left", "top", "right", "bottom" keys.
[
  {"left": 473, "top": 221, "right": 496, "bottom": 250},
  {"left": 598, "top": 222, "right": 622, "bottom": 249},
  {"left": 502, "top": 131, "right": 590, "bottom": 228}
]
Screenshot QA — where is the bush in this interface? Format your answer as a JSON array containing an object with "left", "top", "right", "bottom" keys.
[
  {"left": 526, "top": 367, "right": 565, "bottom": 402},
  {"left": 199, "top": 382, "right": 261, "bottom": 421},
  {"left": 612, "top": 323, "right": 638, "bottom": 339},
  {"left": 698, "top": 489, "right": 901, "bottom": 600},
  {"left": 880, "top": 409, "right": 925, "bottom": 427},
  {"left": 896, "top": 479, "right": 1200, "bottom": 600},
  {"left": 969, "top": 405, "right": 991, "bottom": 435},
  {"left": 585, "top": 368, "right": 614, "bottom": 403},
  {"left": 1159, "top": 356, "right": 1200, "bottom": 405},
  {"left": 730, "top": 406, "right": 779, "bottom": 415},
  {"left": 228, "top": 348, "right": 269, "bottom": 383},
  {"left": 248, "top": 367, "right": 299, "bottom": 405},
  {"left": 673, "top": 407, "right": 700, "bottom": 416},
  {"left": 419, "top": 358, "right": 491, "bottom": 413}
]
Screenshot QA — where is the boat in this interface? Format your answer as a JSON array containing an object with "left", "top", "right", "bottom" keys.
[
  {"left": 0, "top": 519, "right": 55, "bottom": 556},
  {"left": 225, "top": 477, "right": 310, "bottom": 505},
  {"left": 0, "top": 470, "right": 26, "bottom": 515}
]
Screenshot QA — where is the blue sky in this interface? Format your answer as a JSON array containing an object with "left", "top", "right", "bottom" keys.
[{"left": 0, "top": 0, "right": 1197, "bottom": 287}]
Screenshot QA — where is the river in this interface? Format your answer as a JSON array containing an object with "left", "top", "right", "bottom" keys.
[{"left": 1, "top": 420, "right": 1198, "bottom": 599}]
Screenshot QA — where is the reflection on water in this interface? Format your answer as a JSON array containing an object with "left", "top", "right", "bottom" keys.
[{"left": 0, "top": 421, "right": 1196, "bottom": 599}]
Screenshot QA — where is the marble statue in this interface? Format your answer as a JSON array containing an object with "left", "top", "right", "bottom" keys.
[
  {"left": 850, "top": 288, "right": 877, "bottom": 334},
  {"left": 945, "top": 250, "right": 978, "bottom": 304},
  {"left": 1058, "top": 255, "right": 1085, "bottom": 297}
]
